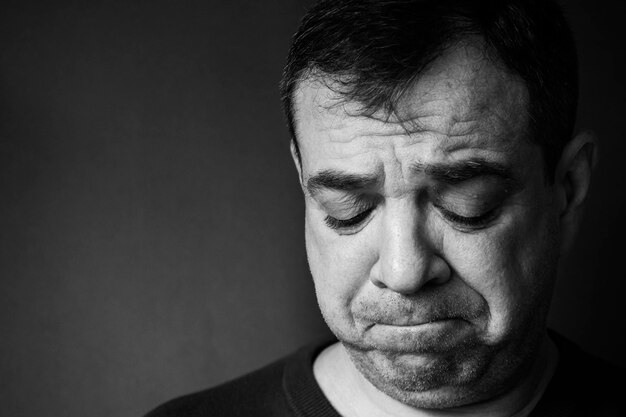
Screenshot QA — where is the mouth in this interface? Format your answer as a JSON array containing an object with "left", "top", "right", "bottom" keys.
[
  {"left": 373, "top": 316, "right": 466, "bottom": 327},
  {"left": 362, "top": 318, "right": 476, "bottom": 353},
  {"left": 370, "top": 318, "right": 468, "bottom": 335}
]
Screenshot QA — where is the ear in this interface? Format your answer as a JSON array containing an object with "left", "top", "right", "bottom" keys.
[
  {"left": 290, "top": 139, "right": 304, "bottom": 187},
  {"left": 555, "top": 130, "right": 598, "bottom": 255}
]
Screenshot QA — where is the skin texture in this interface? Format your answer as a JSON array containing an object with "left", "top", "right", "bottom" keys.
[{"left": 290, "top": 43, "right": 595, "bottom": 414}]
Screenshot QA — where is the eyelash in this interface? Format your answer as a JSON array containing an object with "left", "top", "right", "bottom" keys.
[
  {"left": 436, "top": 206, "right": 498, "bottom": 229},
  {"left": 324, "top": 207, "right": 375, "bottom": 230},
  {"left": 324, "top": 205, "right": 498, "bottom": 232}
]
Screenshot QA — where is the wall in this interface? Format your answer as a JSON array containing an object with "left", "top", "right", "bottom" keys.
[{"left": 0, "top": 1, "right": 624, "bottom": 416}]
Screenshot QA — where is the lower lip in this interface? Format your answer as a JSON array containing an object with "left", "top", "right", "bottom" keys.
[{"left": 364, "top": 319, "right": 473, "bottom": 352}]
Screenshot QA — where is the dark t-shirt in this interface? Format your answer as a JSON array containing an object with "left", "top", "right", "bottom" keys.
[{"left": 145, "top": 332, "right": 622, "bottom": 416}]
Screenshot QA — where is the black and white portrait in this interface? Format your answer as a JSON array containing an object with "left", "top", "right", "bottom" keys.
[{"left": 1, "top": 1, "right": 625, "bottom": 416}]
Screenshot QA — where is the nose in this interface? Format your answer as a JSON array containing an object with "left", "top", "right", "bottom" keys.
[{"left": 370, "top": 201, "right": 450, "bottom": 294}]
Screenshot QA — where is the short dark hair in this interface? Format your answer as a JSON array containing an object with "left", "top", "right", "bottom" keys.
[{"left": 280, "top": 0, "right": 578, "bottom": 179}]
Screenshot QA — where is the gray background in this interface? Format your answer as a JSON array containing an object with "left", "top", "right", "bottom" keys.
[{"left": 1, "top": 1, "right": 624, "bottom": 416}]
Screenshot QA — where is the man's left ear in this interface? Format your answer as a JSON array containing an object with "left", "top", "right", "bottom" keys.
[{"left": 555, "top": 130, "right": 598, "bottom": 255}]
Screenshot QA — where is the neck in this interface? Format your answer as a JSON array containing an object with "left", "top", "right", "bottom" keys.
[{"left": 313, "top": 334, "right": 558, "bottom": 417}]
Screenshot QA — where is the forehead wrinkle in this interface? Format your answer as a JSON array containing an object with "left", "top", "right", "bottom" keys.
[
  {"left": 384, "top": 94, "right": 526, "bottom": 158},
  {"left": 399, "top": 92, "right": 528, "bottom": 156},
  {"left": 414, "top": 83, "right": 523, "bottom": 128},
  {"left": 310, "top": 109, "right": 522, "bottom": 171},
  {"left": 391, "top": 45, "right": 529, "bottom": 150},
  {"left": 295, "top": 43, "right": 531, "bottom": 177},
  {"left": 324, "top": 115, "right": 417, "bottom": 145},
  {"left": 323, "top": 100, "right": 490, "bottom": 147}
]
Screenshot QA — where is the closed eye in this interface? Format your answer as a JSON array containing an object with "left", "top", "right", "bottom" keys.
[
  {"left": 324, "top": 207, "right": 375, "bottom": 231},
  {"left": 436, "top": 205, "right": 499, "bottom": 229}
]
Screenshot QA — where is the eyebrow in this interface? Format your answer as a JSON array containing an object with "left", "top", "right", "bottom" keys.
[
  {"left": 306, "top": 158, "right": 521, "bottom": 195},
  {"left": 306, "top": 170, "right": 380, "bottom": 195},
  {"left": 414, "top": 159, "right": 519, "bottom": 186}
]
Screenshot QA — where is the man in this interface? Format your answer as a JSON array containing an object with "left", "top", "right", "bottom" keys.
[{"left": 147, "top": 0, "right": 621, "bottom": 415}]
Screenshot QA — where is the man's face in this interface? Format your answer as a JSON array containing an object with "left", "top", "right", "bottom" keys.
[{"left": 293, "top": 44, "right": 563, "bottom": 408}]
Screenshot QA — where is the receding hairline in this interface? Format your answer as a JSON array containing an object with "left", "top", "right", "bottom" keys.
[
  {"left": 289, "top": 38, "right": 531, "bottom": 148},
  {"left": 280, "top": 0, "right": 579, "bottom": 180}
]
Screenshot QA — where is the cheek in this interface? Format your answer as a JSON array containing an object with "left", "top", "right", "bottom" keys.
[
  {"left": 444, "top": 210, "right": 558, "bottom": 341},
  {"left": 304, "top": 209, "right": 377, "bottom": 326}
]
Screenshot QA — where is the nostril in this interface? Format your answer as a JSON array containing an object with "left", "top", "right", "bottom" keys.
[
  {"left": 423, "top": 274, "right": 449, "bottom": 288},
  {"left": 371, "top": 278, "right": 387, "bottom": 289}
]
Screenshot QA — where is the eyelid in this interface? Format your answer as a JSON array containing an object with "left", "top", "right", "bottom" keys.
[
  {"left": 434, "top": 178, "right": 511, "bottom": 197},
  {"left": 435, "top": 194, "right": 499, "bottom": 217},
  {"left": 325, "top": 206, "right": 373, "bottom": 226},
  {"left": 319, "top": 191, "right": 380, "bottom": 217},
  {"left": 316, "top": 190, "right": 373, "bottom": 211},
  {"left": 434, "top": 203, "right": 501, "bottom": 230},
  {"left": 433, "top": 180, "right": 510, "bottom": 214},
  {"left": 324, "top": 203, "right": 378, "bottom": 233}
]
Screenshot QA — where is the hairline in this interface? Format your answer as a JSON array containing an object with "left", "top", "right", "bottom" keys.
[{"left": 286, "top": 38, "right": 547, "bottom": 178}]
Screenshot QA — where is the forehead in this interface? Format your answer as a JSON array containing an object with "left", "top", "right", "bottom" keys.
[{"left": 293, "top": 44, "right": 531, "bottom": 172}]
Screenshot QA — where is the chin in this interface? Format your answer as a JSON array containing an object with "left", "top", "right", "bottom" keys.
[
  {"left": 343, "top": 341, "right": 525, "bottom": 409},
  {"left": 375, "top": 385, "right": 489, "bottom": 409}
]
